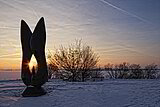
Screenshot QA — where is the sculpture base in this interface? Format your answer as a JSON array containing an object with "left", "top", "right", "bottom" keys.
[{"left": 22, "top": 86, "right": 47, "bottom": 97}]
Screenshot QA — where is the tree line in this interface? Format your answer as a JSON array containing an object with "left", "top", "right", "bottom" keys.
[
  {"left": 47, "top": 40, "right": 160, "bottom": 81},
  {"left": 104, "top": 62, "right": 159, "bottom": 79}
]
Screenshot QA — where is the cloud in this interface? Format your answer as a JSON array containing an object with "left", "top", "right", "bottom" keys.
[
  {"left": 0, "top": 53, "right": 20, "bottom": 58},
  {"left": 99, "top": 0, "right": 150, "bottom": 23}
]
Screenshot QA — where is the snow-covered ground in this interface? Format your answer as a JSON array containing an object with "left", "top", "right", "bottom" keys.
[{"left": 1, "top": 79, "right": 160, "bottom": 107}]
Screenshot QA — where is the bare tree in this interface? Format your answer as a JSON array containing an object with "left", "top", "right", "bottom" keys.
[
  {"left": 91, "top": 70, "right": 104, "bottom": 81},
  {"left": 115, "top": 62, "right": 130, "bottom": 79},
  {"left": 129, "top": 64, "right": 143, "bottom": 79},
  {"left": 104, "top": 63, "right": 115, "bottom": 79},
  {"left": 80, "top": 46, "right": 99, "bottom": 81},
  {"left": 48, "top": 40, "right": 99, "bottom": 81},
  {"left": 104, "top": 62, "right": 130, "bottom": 79},
  {"left": 144, "top": 63, "right": 158, "bottom": 79},
  {"left": 48, "top": 63, "right": 58, "bottom": 79}
]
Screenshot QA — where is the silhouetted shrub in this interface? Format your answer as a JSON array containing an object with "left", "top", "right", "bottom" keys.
[
  {"left": 48, "top": 40, "right": 99, "bottom": 81},
  {"left": 47, "top": 63, "right": 58, "bottom": 79},
  {"left": 104, "top": 63, "right": 159, "bottom": 79},
  {"left": 129, "top": 64, "right": 143, "bottom": 79},
  {"left": 144, "top": 64, "right": 158, "bottom": 79}
]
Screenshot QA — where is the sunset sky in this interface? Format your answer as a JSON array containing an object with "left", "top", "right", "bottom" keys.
[{"left": 0, "top": 0, "right": 160, "bottom": 69}]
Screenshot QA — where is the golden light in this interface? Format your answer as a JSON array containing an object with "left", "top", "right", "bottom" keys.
[
  {"left": 28, "top": 55, "right": 37, "bottom": 70},
  {"left": 28, "top": 62, "right": 34, "bottom": 69}
]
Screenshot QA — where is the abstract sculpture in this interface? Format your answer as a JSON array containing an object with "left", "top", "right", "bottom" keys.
[{"left": 21, "top": 17, "right": 48, "bottom": 97}]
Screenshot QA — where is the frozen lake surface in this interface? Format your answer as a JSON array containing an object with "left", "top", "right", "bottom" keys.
[{"left": 0, "top": 79, "right": 160, "bottom": 107}]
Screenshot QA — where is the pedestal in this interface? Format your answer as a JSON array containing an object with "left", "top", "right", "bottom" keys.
[{"left": 22, "top": 86, "right": 47, "bottom": 97}]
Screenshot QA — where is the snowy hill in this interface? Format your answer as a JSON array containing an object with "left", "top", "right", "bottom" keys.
[{"left": 0, "top": 79, "right": 160, "bottom": 107}]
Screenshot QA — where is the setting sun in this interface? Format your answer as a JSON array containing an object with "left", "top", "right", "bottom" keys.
[
  {"left": 28, "top": 55, "right": 37, "bottom": 70},
  {"left": 28, "top": 62, "right": 34, "bottom": 69}
]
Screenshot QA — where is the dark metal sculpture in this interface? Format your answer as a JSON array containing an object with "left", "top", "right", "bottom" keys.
[{"left": 21, "top": 17, "right": 48, "bottom": 97}]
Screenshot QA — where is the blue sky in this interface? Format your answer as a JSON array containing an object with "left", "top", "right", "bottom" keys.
[{"left": 0, "top": 0, "right": 160, "bottom": 69}]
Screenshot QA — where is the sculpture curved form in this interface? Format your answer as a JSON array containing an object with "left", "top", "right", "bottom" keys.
[{"left": 21, "top": 17, "right": 48, "bottom": 97}]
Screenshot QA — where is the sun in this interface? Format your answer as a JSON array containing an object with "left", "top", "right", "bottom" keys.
[
  {"left": 28, "top": 62, "right": 34, "bottom": 69},
  {"left": 28, "top": 55, "right": 37, "bottom": 70}
]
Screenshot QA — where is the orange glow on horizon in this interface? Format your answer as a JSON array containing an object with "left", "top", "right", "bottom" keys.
[{"left": 0, "top": 53, "right": 159, "bottom": 70}]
